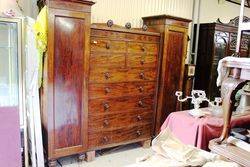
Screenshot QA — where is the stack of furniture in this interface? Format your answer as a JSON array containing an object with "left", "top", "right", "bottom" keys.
[
  {"left": 143, "top": 15, "right": 191, "bottom": 132},
  {"left": 194, "top": 16, "right": 250, "bottom": 100},
  {"left": 40, "top": 1, "right": 191, "bottom": 165}
]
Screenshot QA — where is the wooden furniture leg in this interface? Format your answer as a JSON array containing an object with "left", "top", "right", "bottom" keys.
[
  {"left": 48, "top": 159, "right": 57, "bottom": 167},
  {"left": 218, "top": 77, "right": 246, "bottom": 142},
  {"left": 78, "top": 153, "right": 85, "bottom": 162},
  {"left": 140, "top": 139, "right": 151, "bottom": 148},
  {"left": 85, "top": 151, "right": 95, "bottom": 162}
]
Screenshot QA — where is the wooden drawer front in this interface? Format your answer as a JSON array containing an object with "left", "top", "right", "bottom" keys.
[
  {"left": 89, "top": 110, "right": 153, "bottom": 131},
  {"left": 89, "top": 95, "right": 154, "bottom": 114},
  {"left": 88, "top": 124, "right": 152, "bottom": 148},
  {"left": 91, "top": 29, "right": 126, "bottom": 40},
  {"left": 91, "top": 29, "right": 160, "bottom": 43},
  {"left": 128, "top": 43, "right": 158, "bottom": 54},
  {"left": 89, "top": 82, "right": 156, "bottom": 99},
  {"left": 91, "top": 38, "right": 126, "bottom": 53},
  {"left": 127, "top": 54, "right": 157, "bottom": 68},
  {"left": 89, "top": 68, "right": 157, "bottom": 83},
  {"left": 90, "top": 53, "right": 126, "bottom": 69}
]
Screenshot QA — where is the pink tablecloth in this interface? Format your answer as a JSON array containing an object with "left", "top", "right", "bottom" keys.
[{"left": 161, "top": 108, "right": 250, "bottom": 150}]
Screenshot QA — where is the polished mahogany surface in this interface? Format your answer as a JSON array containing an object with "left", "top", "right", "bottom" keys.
[
  {"left": 41, "top": 0, "right": 94, "bottom": 164},
  {"left": 54, "top": 16, "right": 85, "bottom": 149},
  {"left": 88, "top": 24, "right": 160, "bottom": 150},
  {"left": 143, "top": 15, "right": 191, "bottom": 134}
]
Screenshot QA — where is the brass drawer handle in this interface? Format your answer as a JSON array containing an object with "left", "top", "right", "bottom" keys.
[
  {"left": 104, "top": 72, "right": 110, "bottom": 79},
  {"left": 139, "top": 72, "right": 145, "bottom": 79},
  {"left": 138, "top": 100, "right": 144, "bottom": 107},
  {"left": 103, "top": 103, "right": 110, "bottom": 110},
  {"left": 105, "top": 87, "right": 111, "bottom": 94},
  {"left": 136, "top": 130, "right": 142, "bottom": 136},
  {"left": 102, "top": 136, "right": 109, "bottom": 143},
  {"left": 103, "top": 120, "right": 109, "bottom": 127},
  {"left": 137, "top": 115, "right": 142, "bottom": 121},
  {"left": 138, "top": 86, "right": 144, "bottom": 92}
]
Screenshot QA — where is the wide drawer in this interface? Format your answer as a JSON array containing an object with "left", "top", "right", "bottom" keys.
[
  {"left": 91, "top": 29, "right": 160, "bottom": 43},
  {"left": 90, "top": 52, "right": 126, "bottom": 69},
  {"left": 127, "top": 42, "right": 158, "bottom": 54},
  {"left": 88, "top": 110, "right": 153, "bottom": 131},
  {"left": 89, "top": 82, "right": 156, "bottom": 99},
  {"left": 127, "top": 53, "right": 158, "bottom": 68},
  {"left": 91, "top": 38, "right": 126, "bottom": 53},
  {"left": 89, "top": 68, "right": 157, "bottom": 83},
  {"left": 88, "top": 124, "right": 152, "bottom": 149},
  {"left": 89, "top": 94, "right": 154, "bottom": 114}
]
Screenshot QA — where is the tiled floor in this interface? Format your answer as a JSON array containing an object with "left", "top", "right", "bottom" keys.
[{"left": 56, "top": 143, "right": 153, "bottom": 167}]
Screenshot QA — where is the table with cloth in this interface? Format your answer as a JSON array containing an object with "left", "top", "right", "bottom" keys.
[{"left": 160, "top": 107, "right": 250, "bottom": 150}]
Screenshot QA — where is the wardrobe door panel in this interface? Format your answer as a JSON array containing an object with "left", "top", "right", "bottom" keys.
[{"left": 54, "top": 16, "right": 85, "bottom": 149}]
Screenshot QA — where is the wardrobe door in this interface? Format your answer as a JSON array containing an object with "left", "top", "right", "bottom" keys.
[{"left": 47, "top": 8, "right": 90, "bottom": 159}]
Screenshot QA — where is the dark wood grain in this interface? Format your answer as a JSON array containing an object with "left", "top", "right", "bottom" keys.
[
  {"left": 40, "top": 0, "right": 94, "bottom": 161},
  {"left": 54, "top": 16, "right": 84, "bottom": 149},
  {"left": 88, "top": 124, "right": 152, "bottom": 149},
  {"left": 89, "top": 82, "right": 155, "bottom": 99},
  {"left": 89, "top": 67, "right": 157, "bottom": 83},
  {"left": 143, "top": 15, "right": 190, "bottom": 134},
  {"left": 89, "top": 95, "right": 154, "bottom": 114},
  {"left": 89, "top": 110, "right": 153, "bottom": 131}
]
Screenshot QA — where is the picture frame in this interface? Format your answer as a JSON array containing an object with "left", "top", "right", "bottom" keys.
[{"left": 226, "top": 0, "right": 250, "bottom": 8}]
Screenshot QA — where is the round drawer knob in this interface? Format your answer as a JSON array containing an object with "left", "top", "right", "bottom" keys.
[
  {"left": 104, "top": 72, "right": 110, "bottom": 79},
  {"left": 105, "top": 87, "right": 111, "bottom": 94},
  {"left": 138, "top": 100, "right": 144, "bottom": 107},
  {"left": 103, "top": 136, "right": 109, "bottom": 143},
  {"left": 140, "top": 59, "right": 145, "bottom": 65},
  {"left": 138, "top": 86, "right": 144, "bottom": 92},
  {"left": 107, "top": 20, "right": 114, "bottom": 27},
  {"left": 103, "top": 120, "right": 109, "bottom": 127},
  {"left": 139, "top": 72, "right": 145, "bottom": 79},
  {"left": 92, "top": 40, "right": 98, "bottom": 44},
  {"left": 141, "top": 46, "right": 146, "bottom": 52},
  {"left": 137, "top": 115, "right": 142, "bottom": 121},
  {"left": 103, "top": 103, "right": 110, "bottom": 110},
  {"left": 136, "top": 130, "right": 142, "bottom": 136}
]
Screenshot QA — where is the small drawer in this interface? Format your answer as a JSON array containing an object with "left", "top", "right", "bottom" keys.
[
  {"left": 90, "top": 52, "right": 126, "bottom": 69},
  {"left": 89, "top": 68, "right": 126, "bottom": 83},
  {"left": 125, "top": 33, "right": 160, "bottom": 42},
  {"left": 89, "top": 95, "right": 154, "bottom": 114},
  {"left": 127, "top": 68, "right": 157, "bottom": 82},
  {"left": 89, "top": 82, "right": 156, "bottom": 99},
  {"left": 91, "top": 38, "right": 126, "bottom": 53},
  {"left": 128, "top": 42, "right": 158, "bottom": 54},
  {"left": 91, "top": 29, "right": 126, "bottom": 40},
  {"left": 127, "top": 54, "right": 158, "bottom": 68}
]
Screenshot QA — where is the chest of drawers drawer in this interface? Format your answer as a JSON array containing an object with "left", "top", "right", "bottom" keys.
[
  {"left": 88, "top": 124, "right": 152, "bottom": 149},
  {"left": 127, "top": 43, "right": 158, "bottom": 54},
  {"left": 91, "top": 38, "right": 126, "bottom": 53},
  {"left": 89, "top": 95, "right": 154, "bottom": 114},
  {"left": 89, "top": 68, "right": 157, "bottom": 83},
  {"left": 90, "top": 52, "right": 126, "bottom": 69},
  {"left": 89, "top": 110, "right": 153, "bottom": 131},
  {"left": 89, "top": 82, "right": 156, "bottom": 99},
  {"left": 127, "top": 54, "right": 157, "bottom": 68},
  {"left": 91, "top": 29, "right": 160, "bottom": 43}
]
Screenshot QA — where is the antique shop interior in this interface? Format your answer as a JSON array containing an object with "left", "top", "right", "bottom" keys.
[{"left": 0, "top": 0, "right": 250, "bottom": 167}]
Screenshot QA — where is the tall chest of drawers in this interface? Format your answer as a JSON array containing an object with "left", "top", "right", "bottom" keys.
[{"left": 88, "top": 24, "right": 161, "bottom": 150}]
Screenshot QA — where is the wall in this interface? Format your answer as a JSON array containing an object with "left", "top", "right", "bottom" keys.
[{"left": 91, "top": 0, "right": 250, "bottom": 27}]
